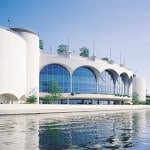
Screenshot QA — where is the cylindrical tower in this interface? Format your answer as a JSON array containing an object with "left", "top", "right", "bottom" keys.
[
  {"left": 133, "top": 77, "right": 146, "bottom": 101},
  {"left": 11, "top": 28, "right": 40, "bottom": 102},
  {"left": 0, "top": 27, "right": 27, "bottom": 103}
]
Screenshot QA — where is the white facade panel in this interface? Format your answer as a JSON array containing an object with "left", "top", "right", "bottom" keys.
[
  {"left": 13, "top": 29, "right": 40, "bottom": 100},
  {"left": 0, "top": 28, "right": 26, "bottom": 99}
]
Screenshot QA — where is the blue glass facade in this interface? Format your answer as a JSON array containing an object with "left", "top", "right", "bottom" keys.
[
  {"left": 72, "top": 67, "right": 97, "bottom": 94},
  {"left": 99, "top": 71, "right": 114, "bottom": 94},
  {"left": 40, "top": 64, "right": 131, "bottom": 97},
  {"left": 115, "top": 76, "right": 125, "bottom": 95},
  {"left": 40, "top": 64, "right": 70, "bottom": 93}
]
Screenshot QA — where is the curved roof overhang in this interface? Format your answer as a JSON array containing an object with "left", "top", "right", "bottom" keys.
[
  {"left": 73, "top": 65, "right": 100, "bottom": 76},
  {"left": 120, "top": 72, "right": 130, "bottom": 83},
  {"left": 101, "top": 69, "right": 119, "bottom": 81}
]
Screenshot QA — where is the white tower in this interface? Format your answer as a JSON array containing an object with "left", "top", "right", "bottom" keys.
[
  {"left": 11, "top": 28, "right": 40, "bottom": 102},
  {"left": 133, "top": 77, "right": 146, "bottom": 101},
  {"left": 0, "top": 27, "right": 27, "bottom": 103}
]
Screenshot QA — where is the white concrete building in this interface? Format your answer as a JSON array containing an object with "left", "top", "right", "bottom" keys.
[
  {"left": 133, "top": 77, "right": 146, "bottom": 101},
  {"left": 0, "top": 26, "right": 146, "bottom": 104}
]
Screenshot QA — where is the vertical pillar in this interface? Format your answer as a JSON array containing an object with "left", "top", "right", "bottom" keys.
[
  {"left": 9, "top": 100, "right": 11, "bottom": 104},
  {"left": 124, "top": 83, "right": 126, "bottom": 95},
  {"left": 127, "top": 84, "right": 129, "bottom": 96},
  {"left": 119, "top": 101, "right": 122, "bottom": 105},
  {"left": 70, "top": 73, "right": 72, "bottom": 93},
  {"left": 113, "top": 80, "right": 116, "bottom": 94},
  {"left": 96, "top": 74, "right": 99, "bottom": 94},
  {"left": 67, "top": 98, "right": 69, "bottom": 104}
]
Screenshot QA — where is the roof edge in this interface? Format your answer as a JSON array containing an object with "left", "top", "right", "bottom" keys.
[{"left": 11, "top": 27, "right": 37, "bottom": 35}]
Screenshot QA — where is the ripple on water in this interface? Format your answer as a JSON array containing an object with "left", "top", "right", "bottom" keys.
[{"left": 0, "top": 110, "right": 150, "bottom": 149}]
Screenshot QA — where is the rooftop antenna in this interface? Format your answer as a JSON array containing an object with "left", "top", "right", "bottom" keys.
[
  {"left": 67, "top": 36, "right": 70, "bottom": 52},
  {"left": 124, "top": 56, "right": 126, "bottom": 66},
  {"left": 91, "top": 41, "right": 96, "bottom": 61},
  {"left": 50, "top": 46, "right": 52, "bottom": 54},
  {"left": 8, "top": 19, "right": 10, "bottom": 29},
  {"left": 92, "top": 41, "right": 95, "bottom": 56},
  {"left": 120, "top": 52, "right": 122, "bottom": 65},
  {"left": 134, "top": 71, "right": 137, "bottom": 77},
  {"left": 67, "top": 36, "right": 72, "bottom": 58},
  {"left": 109, "top": 45, "right": 111, "bottom": 60}
]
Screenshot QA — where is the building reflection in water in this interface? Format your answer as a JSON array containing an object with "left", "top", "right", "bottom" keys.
[
  {"left": 0, "top": 115, "right": 39, "bottom": 150},
  {"left": 0, "top": 110, "right": 150, "bottom": 150},
  {"left": 38, "top": 111, "right": 134, "bottom": 149}
]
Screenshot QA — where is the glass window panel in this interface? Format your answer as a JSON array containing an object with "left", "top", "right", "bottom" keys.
[
  {"left": 99, "top": 71, "right": 114, "bottom": 94},
  {"left": 39, "top": 64, "right": 70, "bottom": 93},
  {"left": 72, "top": 66, "right": 96, "bottom": 94}
]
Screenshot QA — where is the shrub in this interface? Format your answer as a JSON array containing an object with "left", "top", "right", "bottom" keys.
[{"left": 26, "top": 95, "right": 37, "bottom": 103}]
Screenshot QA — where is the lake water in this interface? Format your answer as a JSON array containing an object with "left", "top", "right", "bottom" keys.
[{"left": 0, "top": 110, "right": 150, "bottom": 150}]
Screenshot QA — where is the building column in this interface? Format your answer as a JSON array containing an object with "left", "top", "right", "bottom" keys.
[
  {"left": 67, "top": 98, "right": 69, "bottom": 104},
  {"left": 70, "top": 73, "right": 73, "bottom": 93},
  {"left": 9, "top": 100, "right": 11, "bottom": 104},
  {"left": 113, "top": 81, "right": 116, "bottom": 94},
  {"left": 119, "top": 101, "right": 122, "bottom": 105},
  {"left": 97, "top": 77, "right": 99, "bottom": 94},
  {"left": 124, "top": 83, "right": 126, "bottom": 95}
]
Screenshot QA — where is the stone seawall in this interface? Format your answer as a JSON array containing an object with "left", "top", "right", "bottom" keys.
[{"left": 0, "top": 104, "right": 150, "bottom": 115}]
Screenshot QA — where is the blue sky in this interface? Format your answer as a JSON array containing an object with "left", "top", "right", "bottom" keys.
[{"left": 1, "top": 0, "right": 150, "bottom": 92}]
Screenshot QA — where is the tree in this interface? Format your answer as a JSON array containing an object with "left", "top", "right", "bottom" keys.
[
  {"left": 79, "top": 47, "right": 89, "bottom": 57},
  {"left": 39, "top": 39, "right": 44, "bottom": 50},
  {"left": 57, "top": 44, "right": 68, "bottom": 55},
  {"left": 26, "top": 95, "right": 37, "bottom": 103},
  {"left": 132, "top": 91, "right": 139, "bottom": 104},
  {"left": 43, "top": 80, "right": 62, "bottom": 104},
  {"left": 102, "top": 57, "right": 109, "bottom": 62}
]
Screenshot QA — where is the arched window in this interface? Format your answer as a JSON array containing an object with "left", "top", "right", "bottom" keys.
[
  {"left": 99, "top": 71, "right": 114, "bottom": 94},
  {"left": 72, "top": 67, "right": 97, "bottom": 94},
  {"left": 40, "top": 64, "right": 70, "bottom": 93}
]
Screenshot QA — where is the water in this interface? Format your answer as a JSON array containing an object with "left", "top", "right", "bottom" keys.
[{"left": 0, "top": 110, "right": 150, "bottom": 150}]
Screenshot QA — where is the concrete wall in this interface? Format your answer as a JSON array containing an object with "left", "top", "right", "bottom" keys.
[
  {"left": 0, "top": 104, "right": 150, "bottom": 115},
  {"left": 0, "top": 28, "right": 26, "bottom": 99},
  {"left": 12, "top": 28, "right": 40, "bottom": 101}
]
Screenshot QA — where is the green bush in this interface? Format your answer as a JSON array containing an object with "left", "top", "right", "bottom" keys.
[
  {"left": 132, "top": 92, "right": 139, "bottom": 104},
  {"left": 26, "top": 95, "right": 37, "bottom": 103},
  {"left": 146, "top": 101, "right": 150, "bottom": 105}
]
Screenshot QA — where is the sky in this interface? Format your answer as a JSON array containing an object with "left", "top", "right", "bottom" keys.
[{"left": 1, "top": 0, "right": 150, "bottom": 92}]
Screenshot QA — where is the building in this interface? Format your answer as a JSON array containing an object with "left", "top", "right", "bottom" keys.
[{"left": 0, "top": 26, "right": 145, "bottom": 104}]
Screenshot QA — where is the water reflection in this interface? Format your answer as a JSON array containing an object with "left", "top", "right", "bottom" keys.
[{"left": 0, "top": 110, "right": 150, "bottom": 150}]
